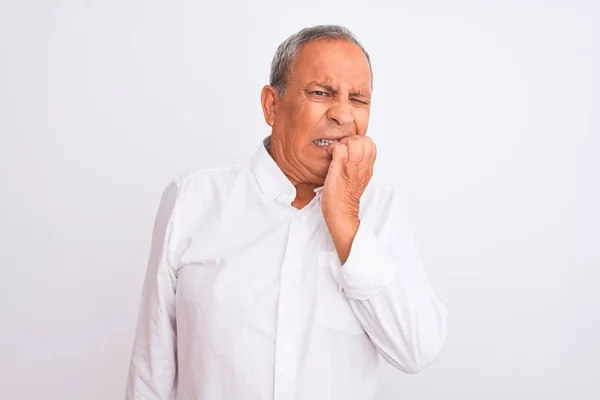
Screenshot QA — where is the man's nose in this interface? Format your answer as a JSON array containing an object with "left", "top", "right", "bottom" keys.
[{"left": 326, "top": 100, "right": 354, "bottom": 126}]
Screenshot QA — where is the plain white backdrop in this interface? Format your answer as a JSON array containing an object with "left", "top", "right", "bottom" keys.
[{"left": 1, "top": 1, "right": 598, "bottom": 399}]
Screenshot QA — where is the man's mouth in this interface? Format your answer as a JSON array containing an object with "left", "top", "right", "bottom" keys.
[{"left": 313, "top": 139, "right": 340, "bottom": 147}]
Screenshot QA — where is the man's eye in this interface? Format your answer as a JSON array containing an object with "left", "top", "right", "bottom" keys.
[{"left": 314, "top": 91, "right": 327, "bottom": 97}]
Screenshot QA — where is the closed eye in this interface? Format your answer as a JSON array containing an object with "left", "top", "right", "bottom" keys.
[{"left": 351, "top": 98, "right": 370, "bottom": 105}]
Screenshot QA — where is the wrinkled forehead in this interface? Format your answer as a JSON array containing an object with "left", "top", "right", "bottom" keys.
[{"left": 290, "top": 40, "right": 372, "bottom": 91}]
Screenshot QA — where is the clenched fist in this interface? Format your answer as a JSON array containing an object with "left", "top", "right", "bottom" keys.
[{"left": 321, "top": 135, "right": 377, "bottom": 222}]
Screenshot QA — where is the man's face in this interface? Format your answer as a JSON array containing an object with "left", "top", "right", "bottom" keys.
[{"left": 270, "top": 39, "right": 372, "bottom": 183}]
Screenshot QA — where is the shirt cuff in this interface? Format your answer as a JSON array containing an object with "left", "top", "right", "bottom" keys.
[{"left": 328, "top": 222, "right": 395, "bottom": 301}]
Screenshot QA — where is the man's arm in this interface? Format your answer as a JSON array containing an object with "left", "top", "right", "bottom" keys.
[
  {"left": 326, "top": 196, "right": 448, "bottom": 373},
  {"left": 126, "top": 182, "right": 179, "bottom": 399},
  {"left": 322, "top": 136, "right": 447, "bottom": 373}
]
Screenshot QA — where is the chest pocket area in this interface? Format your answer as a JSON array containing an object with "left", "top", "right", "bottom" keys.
[{"left": 317, "top": 250, "right": 365, "bottom": 335}]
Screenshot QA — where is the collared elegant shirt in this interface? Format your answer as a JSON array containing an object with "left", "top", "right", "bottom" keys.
[{"left": 126, "top": 136, "right": 447, "bottom": 400}]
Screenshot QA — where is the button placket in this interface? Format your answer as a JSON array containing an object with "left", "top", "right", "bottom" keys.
[{"left": 273, "top": 216, "right": 306, "bottom": 400}]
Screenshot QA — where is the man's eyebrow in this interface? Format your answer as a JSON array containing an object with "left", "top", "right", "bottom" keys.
[
  {"left": 307, "top": 81, "right": 336, "bottom": 93},
  {"left": 350, "top": 89, "right": 372, "bottom": 97},
  {"left": 306, "top": 81, "right": 372, "bottom": 97}
]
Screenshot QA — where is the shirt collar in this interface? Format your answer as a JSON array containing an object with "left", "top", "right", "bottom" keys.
[
  {"left": 251, "top": 135, "right": 323, "bottom": 201},
  {"left": 251, "top": 136, "right": 295, "bottom": 201}
]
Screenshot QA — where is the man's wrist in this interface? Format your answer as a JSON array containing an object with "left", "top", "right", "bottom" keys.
[
  {"left": 323, "top": 201, "right": 359, "bottom": 222},
  {"left": 324, "top": 212, "right": 360, "bottom": 264}
]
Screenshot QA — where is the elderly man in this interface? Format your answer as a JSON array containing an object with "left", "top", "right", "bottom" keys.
[{"left": 126, "top": 25, "right": 447, "bottom": 400}]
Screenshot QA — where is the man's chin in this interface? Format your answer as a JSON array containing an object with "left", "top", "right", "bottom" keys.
[{"left": 315, "top": 165, "right": 331, "bottom": 182}]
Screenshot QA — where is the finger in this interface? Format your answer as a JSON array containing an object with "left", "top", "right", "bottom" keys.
[
  {"left": 326, "top": 141, "right": 340, "bottom": 156},
  {"left": 330, "top": 143, "right": 348, "bottom": 166},
  {"left": 341, "top": 135, "right": 371, "bottom": 147},
  {"left": 370, "top": 141, "right": 377, "bottom": 163},
  {"left": 339, "top": 135, "right": 360, "bottom": 145},
  {"left": 364, "top": 138, "right": 376, "bottom": 163},
  {"left": 347, "top": 138, "right": 365, "bottom": 163}
]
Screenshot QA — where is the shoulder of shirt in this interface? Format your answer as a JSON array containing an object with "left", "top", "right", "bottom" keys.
[
  {"left": 166, "top": 163, "right": 250, "bottom": 194},
  {"left": 154, "top": 163, "right": 252, "bottom": 235},
  {"left": 153, "top": 163, "right": 251, "bottom": 217}
]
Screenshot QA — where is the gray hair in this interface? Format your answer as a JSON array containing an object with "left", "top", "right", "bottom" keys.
[{"left": 269, "top": 25, "right": 372, "bottom": 97}]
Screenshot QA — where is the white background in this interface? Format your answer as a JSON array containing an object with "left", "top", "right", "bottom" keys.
[{"left": 1, "top": 1, "right": 598, "bottom": 399}]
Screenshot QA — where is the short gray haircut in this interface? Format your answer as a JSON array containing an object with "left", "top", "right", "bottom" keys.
[{"left": 269, "top": 25, "right": 372, "bottom": 97}]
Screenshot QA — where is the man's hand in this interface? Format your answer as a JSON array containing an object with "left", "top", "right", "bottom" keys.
[{"left": 321, "top": 136, "right": 377, "bottom": 263}]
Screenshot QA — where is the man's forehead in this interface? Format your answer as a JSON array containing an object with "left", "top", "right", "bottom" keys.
[{"left": 292, "top": 41, "right": 372, "bottom": 90}]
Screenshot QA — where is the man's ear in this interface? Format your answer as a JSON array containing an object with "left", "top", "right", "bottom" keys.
[{"left": 261, "top": 85, "right": 279, "bottom": 127}]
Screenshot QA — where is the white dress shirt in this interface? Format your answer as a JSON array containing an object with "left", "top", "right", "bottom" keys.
[{"left": 126, "top": 136, "right": 447, "bottom": 400}]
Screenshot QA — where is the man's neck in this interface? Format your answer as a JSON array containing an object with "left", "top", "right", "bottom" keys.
[
  {"left": 291, "top": 183, "right": 317, "bottom": 209},
  {"left": 266, "top": 136, "right": 318, "bottom": 209}
]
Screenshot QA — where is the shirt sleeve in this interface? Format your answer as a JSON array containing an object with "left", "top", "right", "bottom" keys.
[
  {"left": 125, "top": 182, "right": 180, "bottom": 400},
  {"left": 328, "top": 196, "right": 448, "bottom": 374}
]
